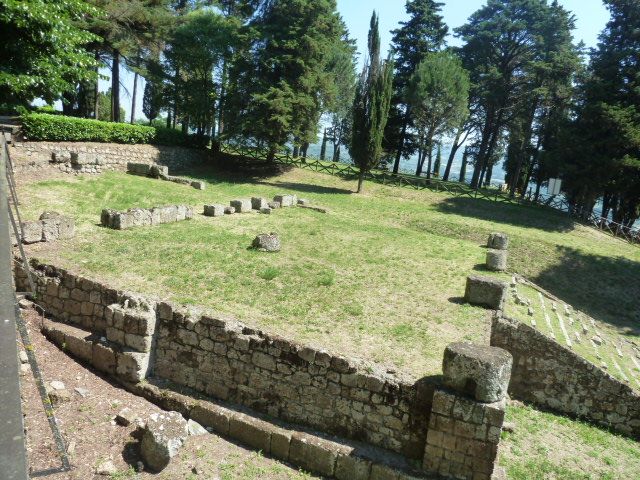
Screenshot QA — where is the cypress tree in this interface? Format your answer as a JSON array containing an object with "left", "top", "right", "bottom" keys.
[{"left": 349, "top": 12, "right": 394, "bottom": 193}]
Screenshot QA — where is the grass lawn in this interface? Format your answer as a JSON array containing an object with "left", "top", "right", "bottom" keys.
[{"left": 17, "top": 163, "right": 640, "bottom": 479}]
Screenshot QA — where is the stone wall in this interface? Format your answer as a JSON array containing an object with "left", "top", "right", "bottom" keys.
[
  {"left": 491, "top": 313, "right": 640, "bottom": 438},
  {"left": 10, "top": 141, "right": 209, "bottom": 174},
  {"left": 101, "top": 205, "right": 194, "bottom": 230},
  {"left": 153, "top": 303, "right": 432, "bottom": 458},
  {"left": 14, "top": 259, "right": 434, "bottom": 460}
]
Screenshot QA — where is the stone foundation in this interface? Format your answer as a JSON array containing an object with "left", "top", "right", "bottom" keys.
[
  {"left": 19, "top": 212, "right": 74, "bottom": 244},
  {"left": 464, "top": 276, "right": 508, "bottom": 310},
  {"left": 10, "top": 141, "right": 209, "bottom": 174},
  {"left": 491, "top": 313, "right": 640, "bottom": 438},
  {"left": 101, "top": 205, "right": 194, "bottom": 230}
]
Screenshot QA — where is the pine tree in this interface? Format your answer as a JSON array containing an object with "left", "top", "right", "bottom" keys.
[
  {"left": 349, "top": 12, "right": 394, "bottom": 193},
  {"left": 224, "top": 0, "right": 344, "bottom": 161},
  {"left": 385, "top": 0, "right": 448, "bottom": 174},
  {"left": 555, "top": 0, "right": 640, "bottom": 225}
]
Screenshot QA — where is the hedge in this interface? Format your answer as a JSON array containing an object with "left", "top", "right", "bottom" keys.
[{"left": 20, "top": 113, "right": 206, "bottom": 147}]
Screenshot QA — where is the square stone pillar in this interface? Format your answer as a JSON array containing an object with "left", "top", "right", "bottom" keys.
[{"left": 423, "top": 343, "right": 512, "bottom": 480}]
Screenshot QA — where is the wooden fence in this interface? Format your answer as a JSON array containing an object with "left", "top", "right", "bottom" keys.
[{"left": 220, "top": 143, "right": 640, "bottom": 246}]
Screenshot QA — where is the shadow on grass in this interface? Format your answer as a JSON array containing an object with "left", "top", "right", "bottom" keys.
[
  {"left": 436, "top": 196, "right": 575, "bottom": 233},
  {"left": 176, "top": 156, "right": 293, "bottom": 184},
  {"left": 533, "top": 245, "right": 640, "bottom": 334},
  {"left": 255, "top": 180, "right": 354, "bottom": 196}
]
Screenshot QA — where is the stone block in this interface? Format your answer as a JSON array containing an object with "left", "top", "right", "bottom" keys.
[
  {"left": 92, "top": 342, "right": 116, "bottom": 375},
  {"left": 252, "top": 233, "right": 281, "bottom": 252},
  {"left": 116, "top": 350, "right": 150, "bottom": 383},
  {"left": 335, "top": 453, "right": 372, "bottom": 480},
  {"left": 442, "top": 343, "right": 512, "bottom": 403},
  {"left": 190, "top": 181, "right": 206, "bottom": 190},
  {"left": 224, "top": 206, "right": 236, "bottom": 215},
  {"left": 268, "top": 201, "right": 281, "bottom": 209},
  {"left": 465, "top": 276, "right": 508, "bottom": 310},
  {"left": 150, "top": 165, "right": 169, "bottom": 178},
  {"left": 230, "top": 199, "right": 252, "bottom": 213},
  {"left": 289, "top": 432, "right": 338, "bottom": 477},
  {"left": 270, "top": 429, "right": 292, "bottom": 461},
  {"left": 190, "top": 404, "right": 230, "bottom": 436},
  {"left": 141, "top": 411, "right": 188, "bottom": 472},
  {"left": 273, "top": 194, "right": 294, "bottom": 207},
  {"left": 370, "top": 464, "right": 400, "bottom": 480},
  {"left": 204, "top": 204, "right": 225, "bottom": 217},
  {"left": 21, "top": 221, "right": 43, "bottom": 243},
  {"left": 229, "top": 414, "right": 272, "bottom": 453},
  {"left": 251, "top": 197, "right": 269, "bottom": 210},
  {"left": 260, "top": 207, "right": 272, "bottom": 214},
  {"left": 64, "top": 333, "right": 93, "bottom": 363},
  {"left": 487, "top": 233, "right": 509, "bottom": 250},
  {"left": 485, "top": 250, "right": 507, "bottom": 272}
]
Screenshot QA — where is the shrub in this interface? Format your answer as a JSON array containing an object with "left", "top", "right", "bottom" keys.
[
  {"left": 21, "top": 113, "right": 155, "bottom": 144},
  {"left": 20, "top": 113, "right": 207, "bottom": 148}
]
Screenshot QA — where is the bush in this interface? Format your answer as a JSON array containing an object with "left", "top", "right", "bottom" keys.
[
  {"left": 20, "top": 113, "right": 206, "bottom": 148},
  {"left": 21, "top": 113, "right": 155, "bottom": 144}
]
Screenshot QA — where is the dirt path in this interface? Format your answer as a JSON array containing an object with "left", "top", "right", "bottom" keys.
[{"left": 19, "top": 306, "right": 316, "bottom": 480}]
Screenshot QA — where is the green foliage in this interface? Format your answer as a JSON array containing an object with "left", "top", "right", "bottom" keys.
[
  {"left": 21, "top": 113, "right": 201, "bottom": 147},
  {"left": 385, "top": 0, "right": 448, "bottom": 171},
  {"left": 406, "top": 51, "right": 469, "bottom": 176},
  {"left": 224, "top": 0, "right": 345, "bottom": 158},
  {"left": 349, "top": 12, "right": 394, "bottom": 193},
  {"left": 0, "top": 0, "right": 100, "bottom": 108}
]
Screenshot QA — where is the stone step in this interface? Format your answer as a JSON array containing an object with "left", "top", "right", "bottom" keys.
[{"left": 40, "top": 319, "right": 431, "bottom": 480}]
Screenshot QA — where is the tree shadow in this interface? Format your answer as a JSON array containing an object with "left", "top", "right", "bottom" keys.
[
  {"left": 255, "top": 180, "right": 354, "bottom": 196},
  {"left": 436, "top": 196, "right": 575, "bottom": 233},
  {"left": 533, "top": 245, "right": 640, "bottom": 334},
  {"left": 175, "top": 155, "right": 293, "bottom": 184}
]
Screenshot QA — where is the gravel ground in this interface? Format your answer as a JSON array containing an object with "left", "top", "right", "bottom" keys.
[{"left": 18, "top": 306, "right": 316, "bottom": 480}]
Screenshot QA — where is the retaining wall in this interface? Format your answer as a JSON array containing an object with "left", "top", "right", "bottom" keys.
[
  {"left": 14, "top": 259, "right": 434, "bottom": 459},
  {"left": 491, "top": 313, "right": 640, "bottom": 438},
  {"left": 10, "top": 141, "right": 208, "bottom": 174}
]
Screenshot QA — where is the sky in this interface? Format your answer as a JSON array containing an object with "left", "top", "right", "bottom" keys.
[{"left": 108, "top": 0, "right": 610, "bottom": 122}]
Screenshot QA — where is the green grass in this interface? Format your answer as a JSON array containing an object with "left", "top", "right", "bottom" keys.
[
  {"left": 17, "top": 165, "right": 640, "bottom": 479},
  {"left": 504, "top": 281, "right": 640, "bottom": 389},
  {"left": 18, "top": 167, "right": 640, "bottom": 377},
  {"left": 500, "top": 404, "right": 640, "bottom": 479}
]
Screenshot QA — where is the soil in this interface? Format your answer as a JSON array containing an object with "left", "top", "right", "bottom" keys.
[{"left": 18, "top": 306, "right": 317, "bottom": 480}]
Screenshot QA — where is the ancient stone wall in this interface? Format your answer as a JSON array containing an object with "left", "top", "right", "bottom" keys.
[
  {"left": 14, "top": 259, "right": 433, "bottom": 460},
  {"left": 10, "top": 141, "right": 208, "bottom": 174},
  {"left": 152, "top": 303, "right": 432, "bottom": 458},
  {"left": 491, "top": 313, "right": 640, "bottom": 438}
]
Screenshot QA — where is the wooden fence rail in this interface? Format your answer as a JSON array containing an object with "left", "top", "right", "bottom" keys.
[{"left": 219, "top": 143, "right": 640, "bottom": 246}]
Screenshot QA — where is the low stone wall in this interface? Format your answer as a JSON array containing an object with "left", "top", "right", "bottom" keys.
[
  {"left": 14, "top": 260, "right": 432, "bottom": 459},
  {"left": 153, "top": 303, "right": 431, "bottom": 458},
  {"left": 491, "top": 313, "right": 640, "bottom": 438},
  {"left": 19, "top": 212, "right": 74, "bottom": 244},
  {"left": 101, "top": 205, "right": 194, "bottom": 230},
  {"left": 10, "top": 141, "right": 209, "bottom": 174}
]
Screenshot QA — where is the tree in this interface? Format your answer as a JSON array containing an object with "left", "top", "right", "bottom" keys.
[
  {"left": 406, "top": 51, "right": 469, "bottom": 177},
  {"left": 87, "top": 0, "right": 173, "bottom": 122},
  {"left": 224, "top": 0, "right": 344, "bottom": 161},
  {"left": 553, "top": 0, "right": 640, "bottom": 225},
  {"left": 142, "top": 79, "right": 162, "bottom": 124},
  {"left": 349, "top": 12, "right": 394, "bottom": 193},
  {"left": 385, "top": 0, "right": 448, "bottom": 174},
  {"left": 164, "top": 9, "right": 241, "bottom": 138},
  {"left": 456, "top": 0, "right": 552, "bottom": 189},
  {"left": 0, "top": 0, "right": 100, "bottom": 110}
]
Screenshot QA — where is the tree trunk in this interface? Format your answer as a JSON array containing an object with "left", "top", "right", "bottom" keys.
[
  {"left": 166, "top": 111, "right": 172, "bottom": 129},
  {"left": 217, "top": 57, "right": 228, "bottom": 137},
  {"left": 267, "top": 146, "right": 276, "bottom": 163},
  {"left": 415, "top": 139, "right": 424, "bottom": 177},
  {"left": 320, "top": 129, "right": 327, "bottom": 160},
  {"left": 459, "top": 149, "right": 468, "bottom": 183},
  {"left": 130, "top": 71, "right": 139, "bottom": 124},
  {"left": 443, "top": 127, "right": 465, "bottom": 181},
  {"left": 392, "top": 110, "right": 410, "bottom": 174},
  {"left": 471, "top": 119, "right": 493, "bottom": 188},
  {"left": 302, "top": 143, "right": 309, "bottom": 159},
  {"left": 293, "top": 145, "right": 300, "bottom": 158},
  {"left": 94, "top": 51, "right": 100, "bottom": 119},
  {"left": 357, "top": 172, "right": 365, "bottom": 193},
  {"left": 426, "top": 143, "right": 433, "bottom": 180},
  {"left": 111, "top": 49, "right": 120, "bottom": 123},
  {"left": 484, "top": 163, "right": 493, "bottom": 186}
]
